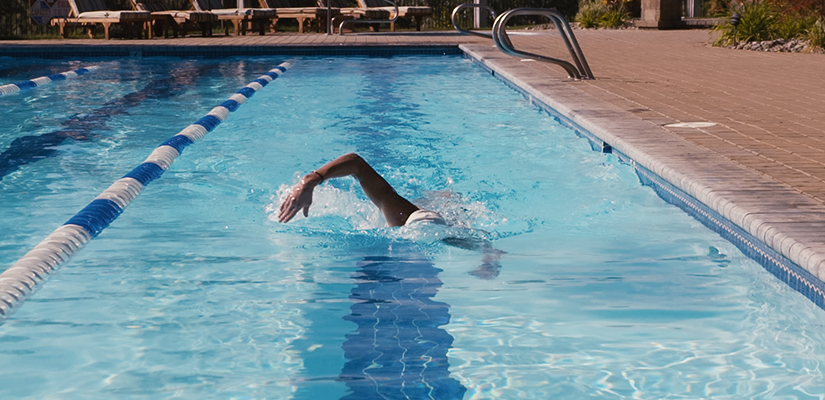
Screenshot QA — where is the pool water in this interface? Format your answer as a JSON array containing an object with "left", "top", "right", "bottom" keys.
[{"left": 1, "top": 55, "right": 825, "bottom": 399}]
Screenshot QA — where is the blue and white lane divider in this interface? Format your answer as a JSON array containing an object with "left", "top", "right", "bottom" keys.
[
  {"left": 0, "top": 65, "right": 99, "bottom": 96},
  {"left": 0, "top": 61, "right": 292, "bottom": 320}
]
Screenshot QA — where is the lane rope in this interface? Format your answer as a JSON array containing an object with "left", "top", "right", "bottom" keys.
[
  {"left": 0, "top": 61, "right": 292, "bottom": 320},
  {"left": 0, "top": 66, "right": 99, "bottom": 96}
]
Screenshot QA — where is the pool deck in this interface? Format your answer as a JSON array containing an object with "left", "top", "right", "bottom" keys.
[{"left": 3, "top": 30, "right": 825, "bottom": 288}]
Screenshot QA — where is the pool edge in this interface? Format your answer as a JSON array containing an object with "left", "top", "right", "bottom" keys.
[
  {"left": 0, "top": 44, "right": 463, "bottom": 58},
  {"left": 459, "top": 44, "right": 825, "bottom": 309}
]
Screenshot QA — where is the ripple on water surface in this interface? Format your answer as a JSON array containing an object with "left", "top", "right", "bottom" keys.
[{"left": 0, "top": 56, "right": 824, "bottom": 399}]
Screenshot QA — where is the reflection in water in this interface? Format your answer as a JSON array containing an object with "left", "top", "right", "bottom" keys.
[
  {"left": 0, "top": 65, "right": 210, "bottom": 181},
  {"left": 339, "top": 252, "right": 466, "bottom": 400}
]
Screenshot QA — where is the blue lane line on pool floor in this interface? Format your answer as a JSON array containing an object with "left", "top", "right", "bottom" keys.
[
  {"left": 0, "top": 61, "right": 292, "bottom": 321},
  {"left": 0, "top": 65, "right": 99, "bottom": 96}
]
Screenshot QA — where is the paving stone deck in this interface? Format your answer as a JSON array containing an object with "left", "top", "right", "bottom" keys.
[
  {"left": 462, "top": 29, "right": 825, "bottom": 286},
  {"left": 3, "top": 29, "right": 825, "bottom": 287}
]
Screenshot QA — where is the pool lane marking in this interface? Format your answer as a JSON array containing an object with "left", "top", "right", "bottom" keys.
[
  {"left": 0, "top": 66, "right": 99, "bottom": 96},
  {"left": 0, "top": 62, "right": 292, "bottom": 320}
]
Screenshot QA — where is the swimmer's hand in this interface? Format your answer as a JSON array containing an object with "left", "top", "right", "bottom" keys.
[{"left": 278, "top": 172, "right": 323, "bottom": 223}]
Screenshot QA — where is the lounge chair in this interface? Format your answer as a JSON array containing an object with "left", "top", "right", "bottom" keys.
[
  {"left": 130, "top": 0, "right": 219, "bottom": 37},
  {"left": 316, "top": 0, "right": 391, "bottom": 33},
  {"left": 357, "top": 0, "right": 431, "bottom": 31},
  {"left": 258, "top": 0, "right": 336, "bottom": 33},
  {"left": 51, "top": 0, "right": 154, "bottom": 39},
  {"left": 190, "top": 0, "right": 277, "bottom": 35}
]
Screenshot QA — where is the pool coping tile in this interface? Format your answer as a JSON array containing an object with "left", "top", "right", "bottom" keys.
[{"left": 460, "top": 43, "right": 825, "bottom": 306}]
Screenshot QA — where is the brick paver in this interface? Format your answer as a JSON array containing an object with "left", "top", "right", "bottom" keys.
[
  {"left": 459, "top": 29, "right": 825, "bottom": 288},
  {"left": 507, "top": 29, "right": 825, "bottom": 203}
]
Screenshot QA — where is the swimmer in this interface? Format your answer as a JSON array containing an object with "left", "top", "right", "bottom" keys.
[
  {"left": 278, "top": 153, "right": 503, "bottom": 279},
  {"left": 278, "top": 153, "right": 445, "bottom": 227}
]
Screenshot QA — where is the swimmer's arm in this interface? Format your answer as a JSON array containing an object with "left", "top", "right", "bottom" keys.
[
  {"left": 441, "top": 237, "right": 504, "bottom": 280},
  {"left": 279, "top": 153, "right": 419, "bottom": 226}
]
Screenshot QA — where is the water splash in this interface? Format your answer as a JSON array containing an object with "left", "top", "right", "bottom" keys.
[
  {"left": 267, "top": 178, "right": 385, "bottom": 231},
  {"left": 266, "top": 177, "right": 537, "bottom": 252}
]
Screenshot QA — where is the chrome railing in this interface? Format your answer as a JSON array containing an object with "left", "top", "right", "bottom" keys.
[
  {"left": 450, "top": 3, "right": 497, "bottom": 38},
  {"left": 453, "top": 4, "right": 594, "bottom": 80},
  {"left": 493, "top": 8, "right": 593, "bottom": 79}
]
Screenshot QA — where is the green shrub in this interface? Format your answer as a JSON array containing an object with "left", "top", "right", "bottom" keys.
[
  {"left": 809, "top": 18, "right": 825, "bottom": 48},
  {"left": 712, "top": 0, "right": 780, "bottom": 46},
  {"left": 774, "top": 14, "right": 816, "bottom": 38},
  {"left": 600, "top": 7, "right": 631, "bottom": 27},
  {"left": 576, "top": 1, "right": 610, "bottom": 28},
  {"left": 576, "top": 0, "right": 629, "bottom": 28}
]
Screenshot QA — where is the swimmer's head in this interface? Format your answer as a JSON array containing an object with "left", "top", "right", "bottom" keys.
[{"left": 405, "top": 210, "right": 447, "bottom": 226}]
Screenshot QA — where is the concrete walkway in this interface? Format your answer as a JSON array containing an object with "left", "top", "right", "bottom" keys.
[{"left": 3, "top": 29, "right": 825, "bottom": 287}]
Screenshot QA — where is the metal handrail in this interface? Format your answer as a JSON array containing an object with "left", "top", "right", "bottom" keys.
[
  {"left": 491, "top": 8, "right": 594, "bottom": 80},
  {"left": 450, "top": 3, "right": 497, "bottom": 38},
  {"left": 338, "top": 0, "right": 399, "bottom": 35}
]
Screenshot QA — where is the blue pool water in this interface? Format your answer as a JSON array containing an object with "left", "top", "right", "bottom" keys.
[{"left": 1, "top": 55, "right": 825, "bottom": 399}]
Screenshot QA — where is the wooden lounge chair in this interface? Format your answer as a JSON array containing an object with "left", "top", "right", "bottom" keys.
[
  {"left": 316, "top": 0, "right": 391, "bottom": 33},
  {"left": 190, "top": 0, "right": 277, "bottom": 35},
  {"left": 357, "top": 0, "right": 431, "bottom": 31},
  {"left": 258, "top": 0, "right": 336, "bottom": 33},
  {"left": 131, "top": 0, "right": 219, "bottom": 37},
  {"left": 51, "top": 0, "right": 153, "bottom": 39}
]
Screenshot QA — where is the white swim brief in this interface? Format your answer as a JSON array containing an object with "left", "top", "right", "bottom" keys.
[{"left": 405, "top": 209, "right": 447, "bottom": 226}]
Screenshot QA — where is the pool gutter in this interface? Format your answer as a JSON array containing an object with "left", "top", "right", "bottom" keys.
[{"left": 460, "top": 44, "right": 825, "bottom": 308}]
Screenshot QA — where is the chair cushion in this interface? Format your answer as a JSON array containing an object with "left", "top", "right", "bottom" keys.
[
  {"left": 135, "top": 3, "right": 218, "bottom": 22},
  {"left": 363, "top": 6, "right": 431, "bottom": 18},
  {"left": 205, "top": 7, "right": 273, "bottom": 17},
  {"left": 208, "top": 8, "right": 248, "bottom": 15},
  {"left": 248, "top": 8, "right": 277, "bottom": 17},
  {"left": 394, "top": 6, "right": 431, "bottom": 17},
  {"left": 177, "top": 11, "right": 218, "bottom": 22},
  {"left": 274, "top": 7, "right": 327, "bottom": 15},
  {"left": 352, "top": 8, "right": 388, "bottom": 18},
  {"left": 77, "top": 10, "right": 151, "bottom": 19}
]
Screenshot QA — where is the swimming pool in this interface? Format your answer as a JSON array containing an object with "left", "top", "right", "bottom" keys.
[{"left": 1, "top": 55, "right": 825, "bottom": 398}]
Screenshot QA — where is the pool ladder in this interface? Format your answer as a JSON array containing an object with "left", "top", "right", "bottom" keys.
[{"left": 452, "top": 5, "right": 594, "bottom": 80}]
